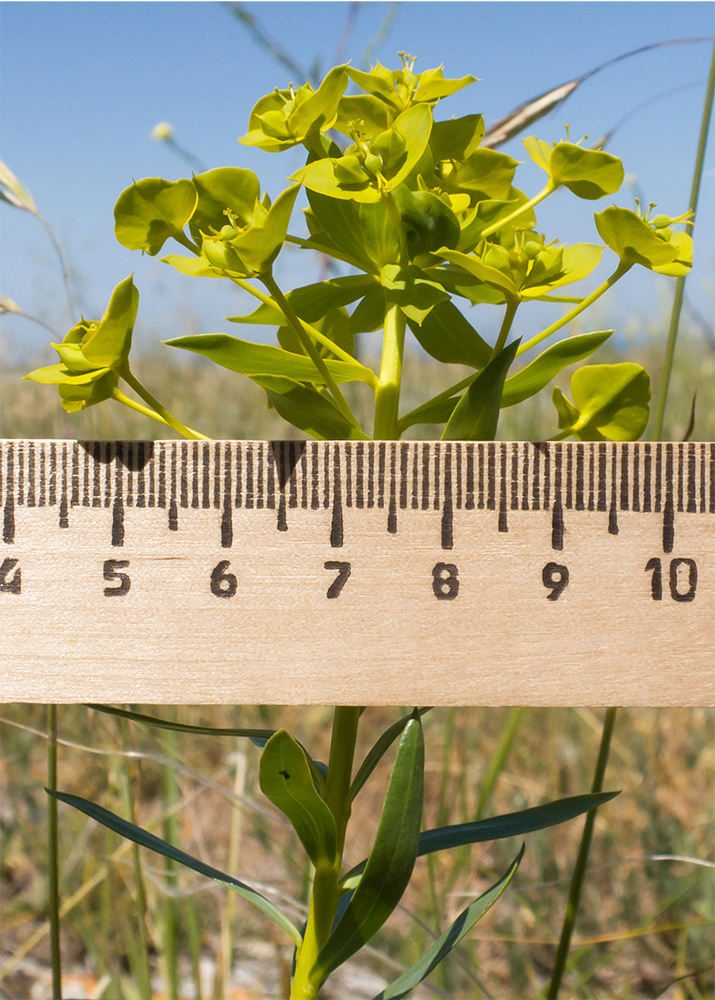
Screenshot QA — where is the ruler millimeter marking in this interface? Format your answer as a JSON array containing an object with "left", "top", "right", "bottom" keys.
[{"left": 1, "top": 440, "right": 713, "bottom": 706}]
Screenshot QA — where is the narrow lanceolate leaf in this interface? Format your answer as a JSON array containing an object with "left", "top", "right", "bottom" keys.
[
  {"left": 227, "top": 275, "right": 376, "bottom": 326},
  {"left": 164, "top": 333, "right": 374, "bottom": 386},
  {"left": 85, "top": 704, "right": 275, "bottom": 743},
  {"left": 350, "top": 709, "right": 432, "bottom": 803},
  {"left": 371, "top": 845, "right": 525, "bottom": 999},
  {"left": 501, "top": 331, "right": 614, "bottom": 408},
  {"left": 48, "top": 790, "right": 303, "bottom": 946},
  {"left": 259, "top": 730, "right": 337, "bottom": 867},
  {"left": 314, "top": 715, "right": 425, "bottom": 981},
  {"left": 442, "top": 339, "right": 520, "bottom": 441},
  {"left": 341, "top": 791, "right": 618, "bottom": 890}
]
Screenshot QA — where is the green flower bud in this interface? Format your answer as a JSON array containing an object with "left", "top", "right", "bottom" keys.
[
  {"left": 363, "top": 153, "right": 383, "bottom": 177},
  {"left": 201, "top": 238, "right": 248, "bottom": 274}
]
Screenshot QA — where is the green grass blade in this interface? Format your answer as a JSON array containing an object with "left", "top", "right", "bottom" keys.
[
  {"left": 48, "top": 789, "right": 303, "bottom": 947},
  {"left": 349, "top": 708, "right": 432, "bottom": 803},
  {"left": 653, "top": 34, "right": 715, "bottom": 438},
  {"left": 547, "top": 707, "right": 618, "bottom": 998},
  {"left": 341, "top": 791, "right": 618, "bottom": 889},
  {"left": 47, "top": 706, "right": 62, "bottom": 1000},
  {"left": 371, "top": 844, "right": 525, "bottom": 1000}
]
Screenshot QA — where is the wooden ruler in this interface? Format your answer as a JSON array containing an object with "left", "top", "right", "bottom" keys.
[{"left": 1, "top": 440, "right": 712, "bottom": 706}]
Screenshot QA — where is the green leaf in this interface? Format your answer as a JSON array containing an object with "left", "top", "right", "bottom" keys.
[
  {"left": 161, "top": 254, "right": 227, "bottom": 278},
  {"left": 442, "top": 148, "right": 519, "bottom": 202},
  {"left": 406, "top": 299, "right": 491, "bottom": 369},
  {"left": 594, "top": 207, "right": 679, "bottom": 269},
  {"left": 457, "top": 186, "right": 537, "bottom": 252},
  {"left": 501, "top": 331, "right": 613, "bottom": 408},
  {"left": 520, "top": 243, "right": 603, "bottom": 297},
  {"left": 413, "top": 67, "right": 477, "bottom": 103},
  {"left": 289, "top": 64, "right": 348, "bottom": 139},
  {"left": 558, "top": 363, "right": 651, "bottom": 441},
  {"left": 257, "top": 376, "right": 368, "bottom": 440},
  {"left": 442, "top": 339, "right": 520, "bottom": 441},
  {"left": 48, "top": 790, "right": 303, "bottom": 946},
  {"left": 382, "top": 104, "right": 433, "bottom": 191},
  {"left": 114, "top": 177, "right": 197, "bottom": 256},
  {"left": 85, "top": 704, "right": 275, "bottom": 742},
  {"left": 549, "top": 142, "right": 624, "bottom": 199},
  {"left": 227, "top": 275, "right": 376, "bottom": 326},
  {"left": 291, "top": 158, "right": 380, "bottom": 203},
  {"left": 398, "top": 393, "right": 460, "bottom": 432},
  {"left": 314, "top": 714, "right": 424, "bottom": 981},
  {"left": 350, "top": 286, "right": 386, "bottom": 334},
  {"left": 259, "top": 730, "right": 337, "bottom": 868},
  {"left": 228, "top": 183, "right": 300, "bottom": 273},
  {"left": 164, "top": 333, "right": 373, "bottom": 386},
  {"left": 334, "top": 94, "right": 393, "bottom": 138},
  {"left": 349, "top": 709, "right": 432, "bottom": 804},
  {"left": 346, "top": 63, "right": 401, "bottom": 108},
  {"left": 81, "top": 275, "right": 139, "bottom": 369},
  {"left": 305, "top": 189, "right": 375, "bottom": 273},
  {"left": 359, "top": 201, "right": 401, "bottom": 268},
  {"left": 341, "top": 792, "right": 618, "bottom": 890},
  {"left": 651, "top": 230, "right": 692, "bottom": 277},
  {"left": 437, "top": 248, "right": 519, "bottom": 300},
  {"left": 188, "top": 167, "right": 260, "bottom": 245},
  {"left": 430, "top": 114, "right": 485, "bottom": 162},
  {"left": 380, "top": 264, "right": 448, "bottom": 323},
  {"left": 58, "top": 371, "right": 119, "bottom": 413},
  {"left": 371, "top": 845, "right": 524, "bottom": 999},
  {"left": 524, "top": 139, "right": 623, "bottom": 199},
  {"left": 391, "top": 186, "right": 460, "bottom": 257}
]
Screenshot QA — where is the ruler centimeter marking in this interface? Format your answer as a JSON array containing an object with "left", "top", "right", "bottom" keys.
[
  {"left": 2, "top": 440, "right": 713, "bottom": 549},
  {"left": 1, "top": 440, "right": 713, "bottom": 707}
]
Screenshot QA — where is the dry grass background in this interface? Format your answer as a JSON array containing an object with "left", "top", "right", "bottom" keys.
[{"left": 1, "top": 316, "right": 714, "bottom": 999}]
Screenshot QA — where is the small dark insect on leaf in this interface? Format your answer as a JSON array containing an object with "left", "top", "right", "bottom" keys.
[{"left": 279, "top": 770, "right": 291, "bottom": 779}]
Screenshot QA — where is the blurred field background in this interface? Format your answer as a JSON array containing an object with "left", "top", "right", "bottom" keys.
[
  {"left": 0, "top": 703, "right": 713, "bottom": 999},
  {"left": 1, "top": 3, "right": 714, "bottom": 997}
]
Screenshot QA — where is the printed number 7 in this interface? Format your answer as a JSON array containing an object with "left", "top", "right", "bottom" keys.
[{"left": 325, "top": 561, "right": 351, "bottom": 599}]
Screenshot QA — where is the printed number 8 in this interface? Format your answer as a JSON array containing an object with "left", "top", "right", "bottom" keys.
[{"left": 433, "top": 563, "right": 459, "bottom": 601}]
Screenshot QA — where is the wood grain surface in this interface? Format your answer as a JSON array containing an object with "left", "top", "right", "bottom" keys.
[{"left": 1, "top": 440, "right": 712, "bottom": 705}]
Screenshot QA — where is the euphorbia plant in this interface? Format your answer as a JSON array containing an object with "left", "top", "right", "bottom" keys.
[{"left": 27, "top": 53, "right": 694, "bottom": 998}]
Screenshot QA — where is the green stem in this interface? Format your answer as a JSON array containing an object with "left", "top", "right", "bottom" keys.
[
  {"left": 547, "top": 706, "right": 618, "bottom": 998},
  {"left": 373, "top": 303, "right": 406, "bottom": 439},
  {"left": 260, "top": 273, "right": 366, "bottom": 431},
  {"left": 652, "top": 34, "right": 715, "bottom": 439},
  {"left": 517, "top": 261, "right": 631, "bottom": 356},
  {"left": 491, "top": 299, "right": 519, "bottom": 359},
  {"left": 384, "top": 191, "right": 410, "bottom": 267},
  {"left": 47, "top": 705, "right": 62, "bottom": 1000},
  {"left": 112, "top": 388, "right": 173, "bottom": 427},
  {"left": 480, "top": 181, "right": 556, "bottom": 239},
  {"left": 119, "top": 368, "right": 210, "bottom": 439},
  {"left": 291, "top": 707, "right": 364, "bottom": 999}
]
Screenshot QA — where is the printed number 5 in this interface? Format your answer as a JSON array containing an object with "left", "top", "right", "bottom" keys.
[{"left": 104, "top": 559, "right": 130, "bottom": 597}]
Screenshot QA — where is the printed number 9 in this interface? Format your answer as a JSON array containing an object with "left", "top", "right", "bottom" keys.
[{"left": 542, "top": 562, "right": 569, "bottom": 601}]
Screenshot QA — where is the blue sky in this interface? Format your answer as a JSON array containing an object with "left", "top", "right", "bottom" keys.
[{"left": 1, "top": 1, "right": 713, "bottom": 365}]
